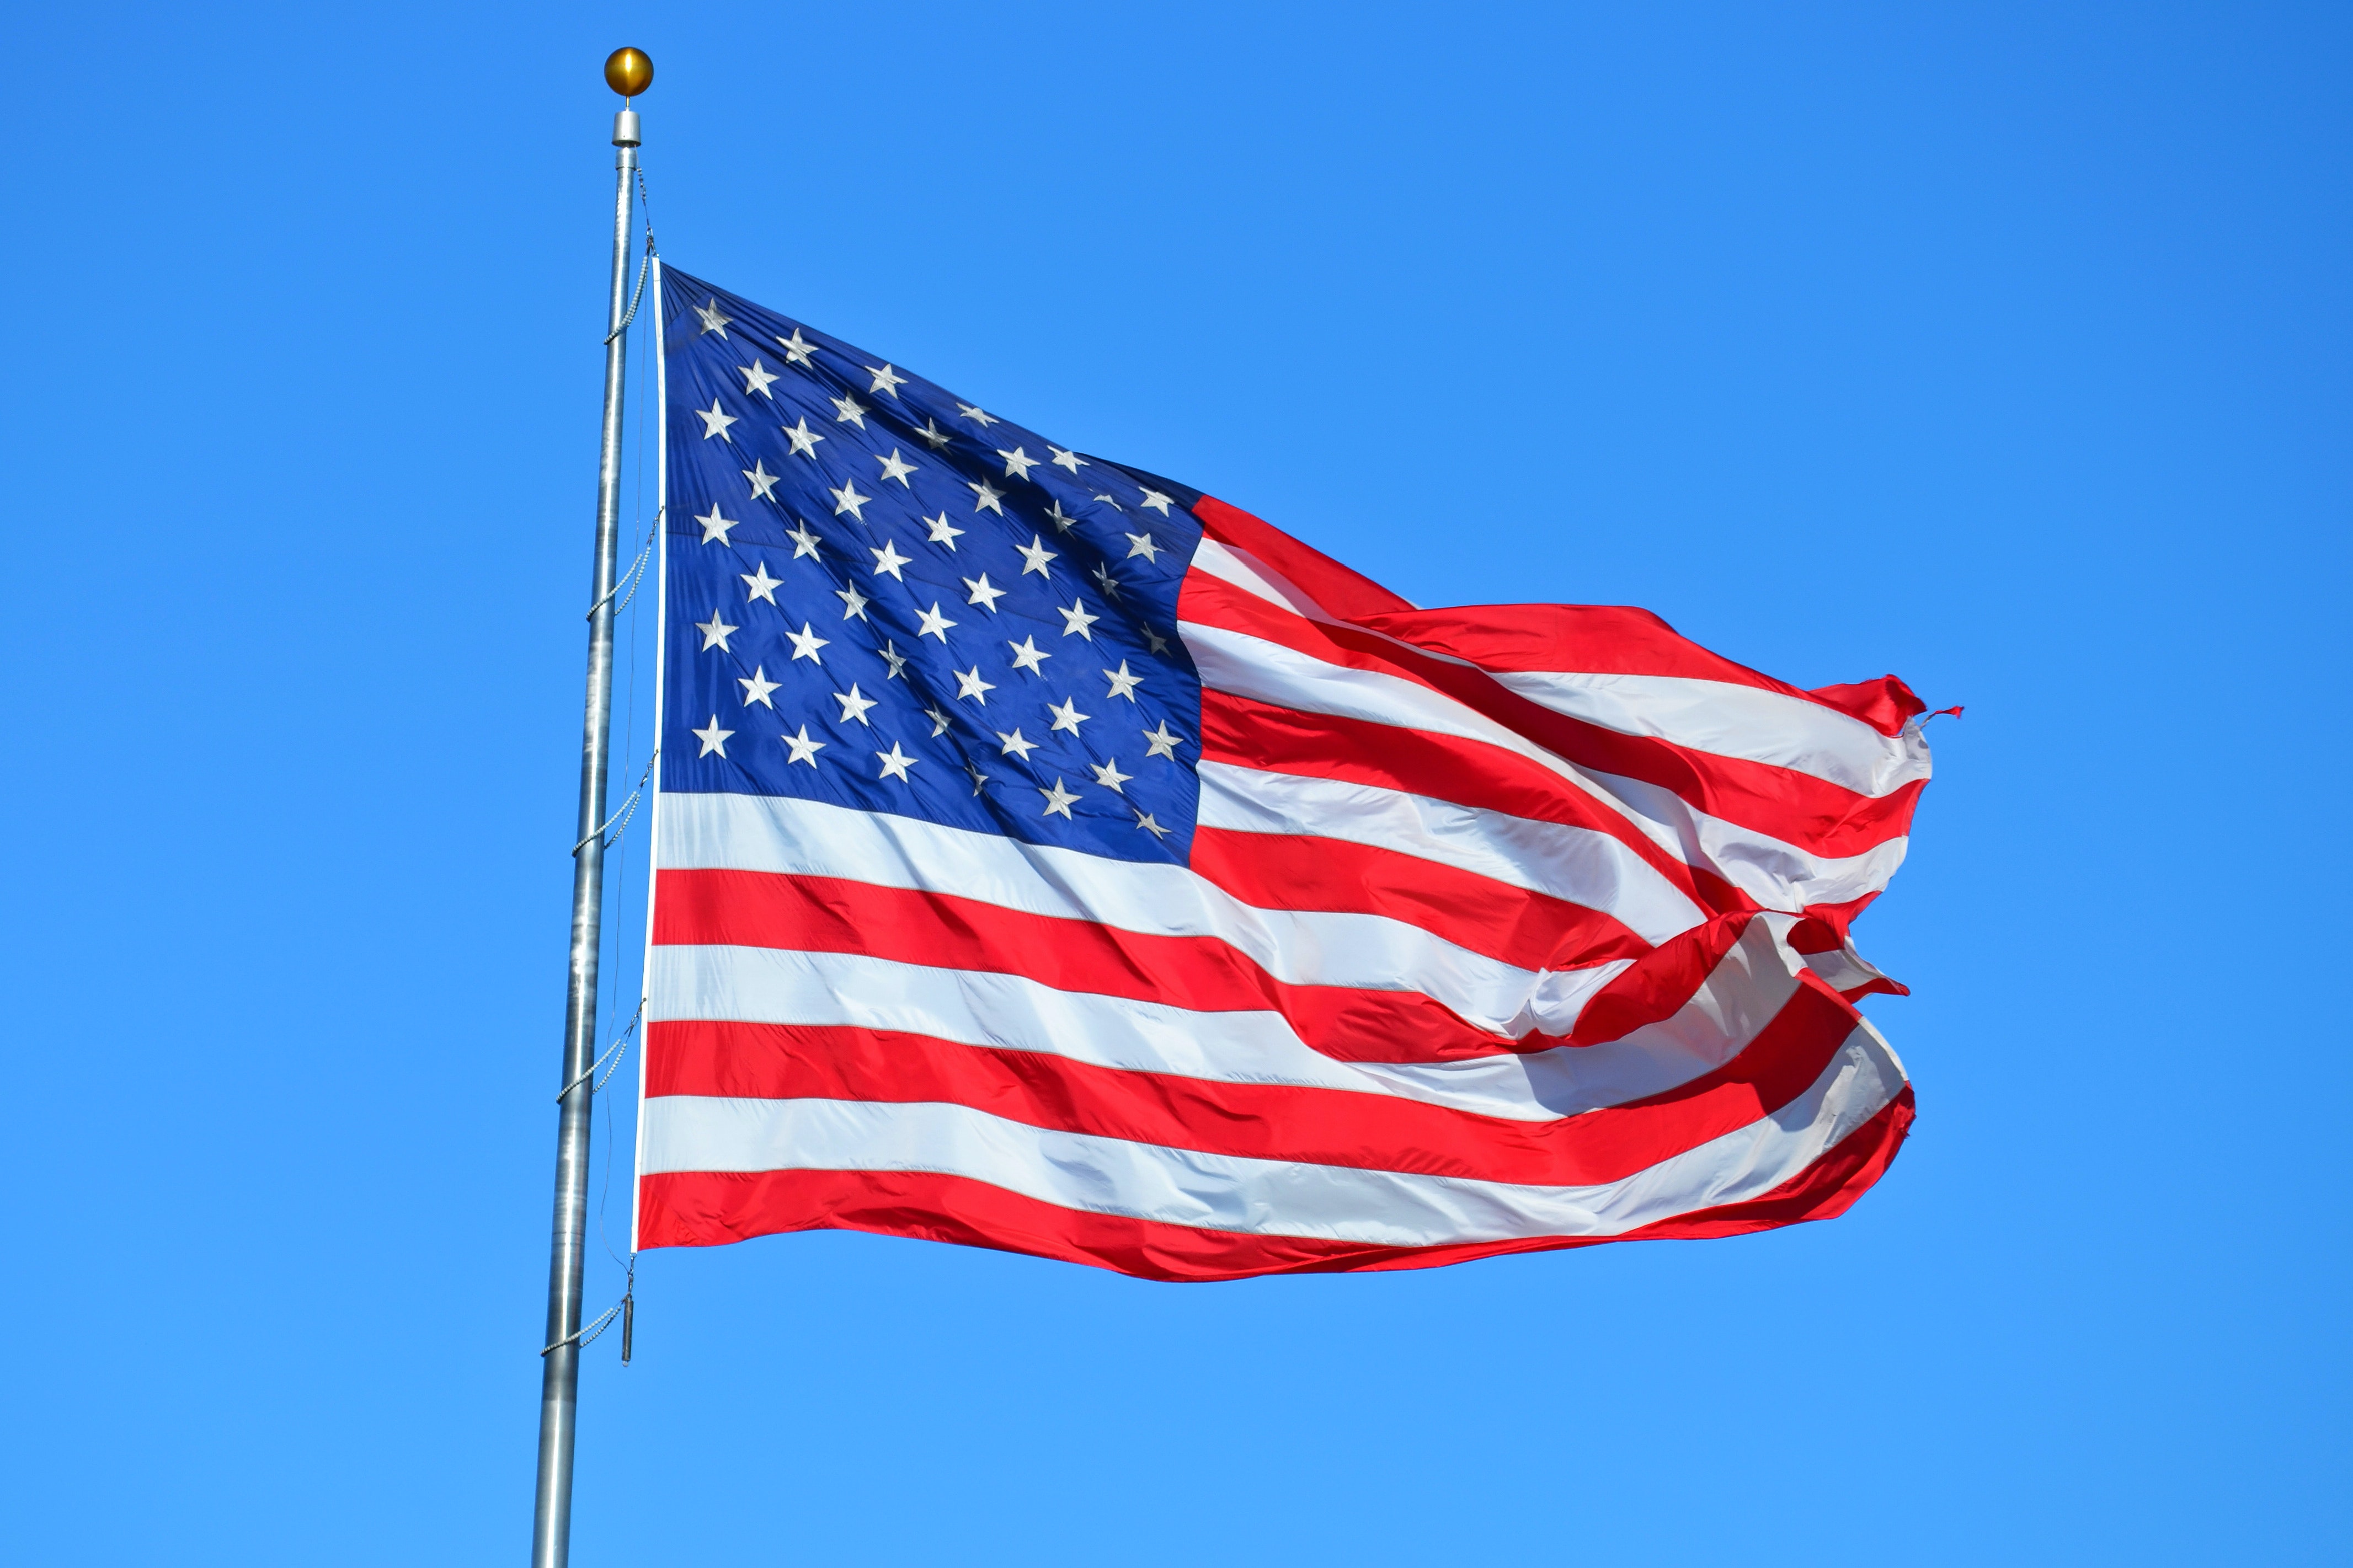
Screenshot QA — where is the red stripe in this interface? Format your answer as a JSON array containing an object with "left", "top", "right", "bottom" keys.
[
  {"left": 643, "top": 972, "right": 1862, "bottom": 1187},
  {"left": 1195, "top": 496, "right": 1923, "bottom": 741},
  {"left": 1796, "top": 889, "right": 1881, "bottom": 942},
  {"left": 654, "top": 867, "right": 1538, "bottom": 1062},
  {"left": 659, "top": 866, "right": 1789, "bottom": 1071},
  {"left": 1808, "top": 676, "right": 1928, "bottom": 735},
  {"left": 1193, "top": 495, "right": 1415, "bottom": 621},
  {"left": 1567, "top": 911, "right": 1758, "bottom": 1047},
  {"left": 1188, "top": 826, "right": 1655, "bottom": 973},
  {"left": 1200, "top": 690, "right": 1751, "bottom": 918},
  {"left": 1353, "top": 1087, "right": 1917, "bottom": 1266},
  {"left": 634, "top": 1088, "right": 1913, "bottom": 1281},
  {"left": 1359, "top": 610, "right": 1924, "bottom": 740},
  {"left": 1183, "top": 570, "right": 1922, "bottom": 857}
]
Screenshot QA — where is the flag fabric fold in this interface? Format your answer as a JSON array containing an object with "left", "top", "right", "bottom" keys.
[{"left": 633, "top": 264, "right": 1924, "bottom": 1281}]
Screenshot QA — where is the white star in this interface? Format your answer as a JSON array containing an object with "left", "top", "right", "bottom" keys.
[
  {"left": 1048, "top": 697, "right": 1090, "bottom": 735},
  {"left": 782, "top": 417, "right": 825, "bottom": 458},
  {"left": 740, "top": 561, "right": 783, "bottom": 604},
  {"left": 968, "top": 479, "right": 1005, "bottom": 515},
  {"left": 834, "top": 683, "right": 878, "bottom": 725},
  {"left": 1143, "top": 626, "right": 1171, "bottom": 655},
  {"left": 876, "top": 741, "right": 917, "bottom": 782},
  {"left": 1141, "top": 720, "right": 1182, "bottom": 759},
  {"left": 836, "top": 582, "right": 871, "bottom": 620},
  {"left": 695, "top": 399, "right": 738, "bottom": 441},
  {"left": 695, "top": 612, "right": 739, "bottom": 651},
  {"left": 1016, "top": 535, "right": 1057, "bottom": 577},
  {"left": 866, "top": 363, "right": 908, "bottom": 398},
  {"left": 787, "top": 522, "right": 823, "bottom": 559},
  {"left": 783, "top": 725, "right": 826, "bottom": 766},
  {"left": 831, "top": 393, "right": 868, "bottom": 428},
  {"left": 1138, "top": 489, "right": 1175, "bottom": 516},
  {"left": 963, "top": 574, "right": 1007, "bottom": 612},
  {"left": 996, "top": 728, "right": 1038, "bottom": 761},
  {"left": 1090, "top": 757, "right": 1132, "bottom": 793},
  {"left": 874, "top": 448, "right": 918, "bottom": 486},
  {"left": 1049, "top": 445, "right": 1087, "bottom": 473},
  {"left": 692, "top": 714, "right": 734, "bottom": 756},
  {"left": 924, "top": 511, "right": 964, "bottom": 549},
  {"left": 1057, "top": 599, "right": 1100, "bottom": 639},
  {"left": 1043, "top": 500, "right": 1081, "bottom": 534},
  {"left": 869, "top": 539, "right": 912, "bottom": 579},
  {"left": 1134, "top": 809, "right": 1171, "bottom": 839},
  {"left": 1124, "top": 532, "right": 1162, "bottom": 562},
  {"left": 738, "top": 667, "right": 780, "bottom": 708},
  {"left": 1102, "top": 661, "right": 1142, "bottom": 700},
  {"left": 696, "top": 505, "right": 739, "bottom": 545},
  {"left": 695, "top": 298, "right": 731, "bottom": 337},
  {"left": 957, "top": 402, "right": 998, "bottom": 427},
  {"left": 776, "top": 328, "right": 816, "bottom": 366},
  {"left": 915, "top": 417, "right": 953, "bottom": 450},
  {"left": 925, "top": 704, "right": 953, "bottom": 736},
  {"left": 738, "top": 359, "right": 779, "bottom": 398},
  {"left": 1091, "top": 491, "right": 1125, "bottom": 512},
  {"left": 954, "top": 665, "right": 995, "bottom": 703},
  {"left": 1091, "top": 563, "right": 1123, "bottom": 600},
  {"left": 877, "top": 640, "right": 909, "bottom": 679},
  {"left": 743, "top": 461, "right": 782, "bottom": 502},
  {"left": 966, "top": 763, "right": 990, "bottom": 794},
  {"left": 997, "top": 446, "right": 1039, "bottom": 480},
  {"left": 787, "top": 621, "right": 830, "bottom": 663},
  {"left": 1039, "top": 778, "right": 1080, "bottom": 818},
  {"left": 830, "top": 479, "right": 871, "bottom": 521},
  {"left": 1007, "top": 635, "right": 1050, "bottom": 675},
  {"left": 915, "top": 602, "right": 958, "bottom": 641}
]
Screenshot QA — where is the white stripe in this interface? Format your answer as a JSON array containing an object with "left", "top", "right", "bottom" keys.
[
  {"left": 1488, "top": 670, "right": 1929, "bottom": 798},
  {"left": 1583, "top": 767, "right": 1911, "bottom": 914},
  {"left": 651, "top": 940, "right": 1372, "bottom": 1089},
  {"left": 1197, "top": 762, "right": 1703, "bottom": 944},
  {"left": 638, "top": 1024, "right": 1904, "bottom": 1245},
  {"left": 1191, "top": 537, "right": 1345, "bottom": 623},
  {"left": 1798, "top": 939, "right": 1893, "bottom": 997},
  {"left": 647, "top": 908, "right": 1816, "bottom": 1125},
  {"left": 1412, "top": 911, "right": 1811, "bottom": 1119},
  {"left": 658, "top": 791, "right": 1628, "bottom": 1040},
  {"left": 1192, "top": 539, "right": 1927, "bottom": 800},
  {"left": 1181, "top": 619, "right": 1906, "bottom": 911}
]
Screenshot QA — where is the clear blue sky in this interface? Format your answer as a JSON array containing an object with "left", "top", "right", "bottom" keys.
[{"left": 3, "top": 3, "right": 2345, "bottom": 1563}]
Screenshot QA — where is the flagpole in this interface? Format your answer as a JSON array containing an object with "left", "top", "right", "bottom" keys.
[{"left": 532, "top": 46, "right": 652, "bottom": 1568}]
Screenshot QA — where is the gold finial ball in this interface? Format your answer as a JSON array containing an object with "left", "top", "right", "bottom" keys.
[{"left": 604, "top": 47, "right": 653, "bottom": 98}]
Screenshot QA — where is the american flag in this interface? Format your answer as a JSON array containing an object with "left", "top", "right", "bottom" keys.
[{"left": 632, "top": 264, "right": 1925, "bottom": 1281}]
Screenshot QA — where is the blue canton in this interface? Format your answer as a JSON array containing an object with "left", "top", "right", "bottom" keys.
[{"left": 658, "top": 266, "right": 1207, "bottom": 865}]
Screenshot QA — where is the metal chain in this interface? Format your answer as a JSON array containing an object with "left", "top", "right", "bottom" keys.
[
  {"left": 554, "top": 997, "right": 645, "bottom": 1104},
  {"left": 600, "top": 170, "right": 660, "bottom": 345},
  {"left": 602, "top": 238, "right": 655, "bottom": 345},
  {"left": 541, "top": 1297, "right": 625, "bottom": 1357},
  {"left": 569, "top": 748, "right": 657, "bottom": 857},
  {"left": 583, "top": 512, "right": 659, "bottom": 621}
]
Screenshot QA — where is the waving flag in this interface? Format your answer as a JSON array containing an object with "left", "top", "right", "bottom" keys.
[{"left": 632, "top": 264, "right": 1926, "bottom": 1281}]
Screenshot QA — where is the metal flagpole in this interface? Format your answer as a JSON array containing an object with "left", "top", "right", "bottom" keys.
[{"left": 532, "top": 46, "right": 652, "bottom": 1568}]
